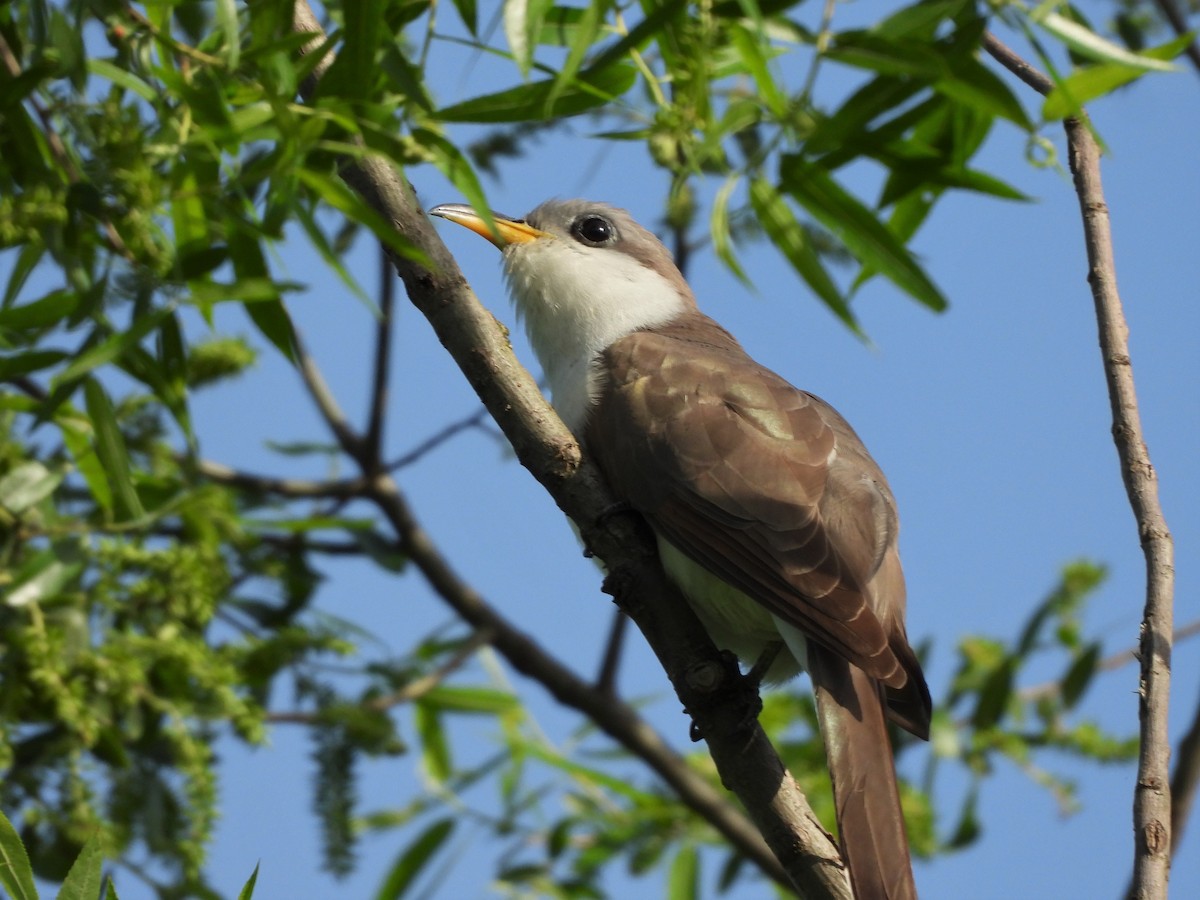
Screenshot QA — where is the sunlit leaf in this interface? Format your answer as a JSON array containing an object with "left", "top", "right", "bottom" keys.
[
  {"left": 375, "top": 818, "right": 455, "bottom": 900},
  {"left": 0, "top": 812, "right": 36, "bottom": 900},
  {"left": 83, "top": 377, "right": 145, "bottom": 521},
  {"left": 237, "top": 863, "right": 260, "bottom": 900},
  {"left": 0, "top": 461, "right": 63, "bottom": 513},
  {"left": 780, "top": 155, "right": 947, "bottom": 311},
  {"left": 56, "top": 831, "right": 104, "bottom": 900},
  {"left": 711, "top": 175, "right": 751, "bottom": 286},
  {"left": 1061, "top": 643, "right": 1101, "bottom": 709},
  {"left": 667, "top": 845, "right": 699, "bottom": 900},
  {"left": 1035, "top": 11, "right": 1178, "bottom": 72},
  {"left": 415, "top": 702, "right": 451, "bottom": 782},
  {"left": 434, "top": 64, "right": 636, "bottom": 122},
  {"left": 749, "top": 176, "right": 856, "bottom": 331}
]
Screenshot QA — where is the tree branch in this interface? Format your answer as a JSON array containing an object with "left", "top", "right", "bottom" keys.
[
  {"left": 289, "top": 3, "right": 851, "bottom": 894},
  {"left": 268, "top": 627, "right": 495, "bottom": 724},
  {"left": 194, "top": 460, "right": 369, "bottom": 498},
  {"left": 364, "top": 245, "right": 395, "bottom": 471},
  {"left": 984, "top": 32, "right": 1176, "bottom": 900}
]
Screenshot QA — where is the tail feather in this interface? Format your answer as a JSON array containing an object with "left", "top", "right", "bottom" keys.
[{"left": 808, "top": 638, "right": 917, "bottom": 900}]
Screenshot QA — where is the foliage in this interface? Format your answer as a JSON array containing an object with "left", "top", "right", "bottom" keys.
[
  {"left": 0, "top": 808, "right": 259, "bottom": 899},
  {"left": 0, "top": 0, "right": 1180, "bottom": 897}
]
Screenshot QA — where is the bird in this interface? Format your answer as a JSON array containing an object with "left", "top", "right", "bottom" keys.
[{"left": 430, "top": 198, "right": 931, "bottom": 900}]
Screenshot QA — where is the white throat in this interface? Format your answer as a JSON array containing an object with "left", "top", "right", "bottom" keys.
[{"left": 503, "top": 239, "right": 688, "bottom": 432}]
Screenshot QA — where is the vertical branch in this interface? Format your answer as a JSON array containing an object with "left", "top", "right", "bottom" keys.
[
  {"left": 365, "top": 245, "right": 396, "bottom": 470},
  {"left": 1065, "top": 115, "right": 1176, "bottom": 900},
  {"left": 983, "top": 33, "right": 1176, "bottom": 900}
]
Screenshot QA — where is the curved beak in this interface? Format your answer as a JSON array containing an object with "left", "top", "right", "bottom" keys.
[{"left": 429, "top": 203, "right": 551, "bottom": 248}]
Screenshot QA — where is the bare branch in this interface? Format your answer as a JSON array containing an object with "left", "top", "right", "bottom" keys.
[
  {"left": 386, "top": 407, "right": 493, "bottom": 471},
  {"left": 985, "top": 31, "right": 1176, "bottom": 900},
  {"left": 295, "top": 332, "right": 367, "bottom": 463},
  {"left": 1019, "top": 618, "right": 1200, "bottom": 704},
  {"left": 268, "top": 627, "right": 496, "bottom": 724},
  {"left": 194, "top": 460, "right": 369, "bottom": 499},
  {"left": 364, "top": 245, "right": 395, "bottom": 471},
  {"left": 982, "top": 32, "right": 1053, "bottom": 96}
]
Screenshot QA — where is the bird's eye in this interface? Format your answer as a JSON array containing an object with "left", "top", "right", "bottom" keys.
[{"left": 572, "top": 215, "right": 615, "bottom": 245}]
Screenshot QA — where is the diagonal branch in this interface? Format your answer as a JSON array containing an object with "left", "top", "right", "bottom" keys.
[
  {"left": 289, "top": 3, "right": 850, "bottom": 895},
  {"left": 984, "top": 32, "right": 1176, "bottom": 900}
]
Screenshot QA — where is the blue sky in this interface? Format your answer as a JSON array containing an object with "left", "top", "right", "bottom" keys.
[{"left": 32, "top": 6, "right": 1199, "bottom": 899}]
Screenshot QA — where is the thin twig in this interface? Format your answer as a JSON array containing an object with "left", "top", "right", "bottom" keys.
[
  {"left": 364, "top": 244, "right": 395, "bottom": 471},
  {"left": 387, "top": 407, "right": 493, "bottom": 471},
  {"left": 1019, "top": 618, "right": 1200, "bottom": 704},
  {"left": 194, "top": 460, "right": 369, "bottom": 498},
  {"left": 295, "top": 332, "right": 367, "bottom": 463},
  {"left": 984, "top": 32, "right": 1176, "bottom": 900},
  {"left": 268, "top": 627, "right": 496, "bottom": 724},
  {"left": 595, "top": 609, "right": 628, "bottom": 695}
]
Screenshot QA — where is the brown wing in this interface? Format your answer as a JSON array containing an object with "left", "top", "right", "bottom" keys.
[{"left": 589, "top": 316, "right": 927, "bottom": 723}]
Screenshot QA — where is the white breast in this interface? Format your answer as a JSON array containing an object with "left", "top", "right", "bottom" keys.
[{"left": 503, "top": 239, "right": 688, "bottom": 433}]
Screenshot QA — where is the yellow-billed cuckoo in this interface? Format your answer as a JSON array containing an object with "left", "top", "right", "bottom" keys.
[{"left": 431, "top": 199, "right": 931, "bottom": 900}]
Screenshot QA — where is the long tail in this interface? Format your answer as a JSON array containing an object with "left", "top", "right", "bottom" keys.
[{"left": 807, "top": 638, "right": 917, "bottom": 900}]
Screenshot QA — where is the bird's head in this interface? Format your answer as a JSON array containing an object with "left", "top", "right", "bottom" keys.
[
  {"left": 432, "top": 199, "right": 696, "bottom": 355},
  {"left": 431, "top": 199, "right": 696, "bottom": 429}
]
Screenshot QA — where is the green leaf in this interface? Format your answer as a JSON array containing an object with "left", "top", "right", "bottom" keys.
[
  {"left": 971, "top": 657, "right": 1016, "bottom": 729},
  {"left": 237, "top": 863, "right": 260, "bottom": 900},
  {"left": 1035, "top": 11, "right": 1178, "bottom": 72},
  {"left": 826, "top": 32, "right": 944, "bottom": 78},
  {"left": 320, "top": 0, "right": 383, "bottom": 100},
  {"left": 0, "top": 290, "right": 81, "bottom": 330},
  {"left": 434, "top": 64, "right": 636, "bottom": 123},
  {"left": 0, "top": 461, "right": 63, "bottom": 513},
  {"left": 55, "top": 831, "right": 104, "bottom": 900},
  {"left": 0, "top": 349, "right": 69, "bottom": 379},
  {"left": 59, "top": 411, "right": 112, "bottom": 512},
  {"left": 749, "top": 177, "right": 856, "bottom": 332},
  {"left": 728, "top": 23, "right": 788, "bottom": 118},
  {"left": 6, "top": 551, "right": 83, "bottom": 607},
  {"left": 538, "top": 7, "right": 589, "bottom": 46},
  {"left": 214, "top": 0, "right": 240, "bottom": 69},
  {"left": 420, "top": 686, "right": 516, "bottom": 715},
  {"left": 504, "top": 0, "right": 554, "bottom": 76},
  {"left": 374, "top": 818, "right": 455, "bottom": 900},
  {"left": 53, "top": 306, "right": 175, "bottom": 389},
  {"left": 450, "top": 0, "right": 477, "bottom": 37},
  {"left": 546, "top": 0, "right": 604, "bottom": 115},
  {"left": 1042, "top": 64, "right": 1144, "bottom": 119},
  {"left": 872, "top": 0, "right": 971, "bottom": 39},
  {"left": 414, "top": 702, "right": 451, "bottom": 782},
  {"left": 83, "top": 377, "right": 145, "bottom": 521},
  {"left": 668, "top": 845, "right": 699, "bottom": 900},
  {"left": 1061, "top": 643, "right": 1101, "bottom": 709},
  {"left": 0, "top": 811, "right": 37, "bottom": 900},
  {"left": 3, "top": 242, "right": 47, "bottom": 309},
  {"left": 296, "top": 168, "right": 430, "bottom": 267},
  {"left": 779, "top": 155, "right": 947, "bottom": 311},
  {"left": 935, "top": 56, "right": 1031, "bottom": 130},
  {"left": 85, "top": 58, "right": 156, "bottom": 101},
  {"left": 710, "top": 176, "right": 751, "bottom": 286},
  {"left": 411, "top": 129, "right": 493, "bottom": 239}
]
